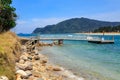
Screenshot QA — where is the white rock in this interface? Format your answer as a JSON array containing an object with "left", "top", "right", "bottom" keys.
[
  {"left": 33, "top": 78, "right": 44, "bottom": 80},
  {"left": 0, "top": 76, "right": 9, "bottom": 80},
  {"left": 21, "top": 46, "right": 27, "bottom": 52},
  {"left": 34, "top": 50, "right": 39, "bottom": 55},
  {"left": 16, "top": 63, "right": 26, "bottom": 70},
  {"left": 25, "top": 71, "right": 32, "bottom": 76},
  {"left": 20, "top": 55, "right": 28, "bottom": 61},
  {"left": 19, "top": 59, "right": 25, "bottom": 64},
  {"left": 24, "top": 61, "right": 32, "bottom": 66},
  {"left": 16, "top": 70, "right": 27, "bottom": 76},
  {"left": 16, "top": 70, "right": 30, "bottom": 79},
  {"left": 16, "top": 62, "right": 32, "bottom": 71}
]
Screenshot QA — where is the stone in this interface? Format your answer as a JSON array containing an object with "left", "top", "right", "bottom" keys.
[
  {"left": 34, "top": 50, "right": 39, "bottom": 55},
  {"left": 16, "top": 63, "right": 27, "bottom": 70},
  {"left": 21, "top": 45, "right": 27, "bottom": 52},
  {"left": 16, "top": 61, "right": 33, "bottom": 71},
  {"left": 52, "top": 67, "right": 62, "bottom": 71},
  {"left": 24, "top": 61, "right": 33, "bottom": 67},
  {"left": 25, "top": 66, "right": 33, "bottom": 70},
  {"left": 20, "top": 55, "right": 28, "bottom": 61},
  {"left": 25, "top": 71, "right": 32, "bottom": 76},
  {"left": 19, "top": 59, "right": 25, "bottom": 64},
  {"left": 16, "top": 70, "right": 28, "bottom": 79},
  {"left": 41, "top": 60, "right": 47, "bottom": 64},
  {"left": 0, "top": 76, "right": 9, "bottom": 80},
  {"left": 33, "top": 78, "right": 44, "bottom": 80},
  {"left": 34, "top": 55, "right": 40, "bottom": 60},
  {"left": 15, "top": 66, "right": 20, "bottom": 71},
  {"left": 15, "top": 58, "right": 20, "bottom": 62},
  {"left": 28, "top": 56, "right": 32, "bottom": 60},
  {"left": 24, "top": 61, "right": 33, "bottom": 70},
  {"left": 33, "top": 72, "right": 42, "bottom": 77}
]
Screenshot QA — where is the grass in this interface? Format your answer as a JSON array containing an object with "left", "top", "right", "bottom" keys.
[{"left": 0, "top": 31, "right": 21, "bottom": 80}]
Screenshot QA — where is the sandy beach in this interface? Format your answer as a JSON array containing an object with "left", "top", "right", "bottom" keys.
[{"left": 76, "top": 32, "right": 120, "bottom": 35}]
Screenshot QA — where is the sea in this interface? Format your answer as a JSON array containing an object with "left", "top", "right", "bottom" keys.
[{"left": 18, "top": 33, "right": 120, "bottom": 80}]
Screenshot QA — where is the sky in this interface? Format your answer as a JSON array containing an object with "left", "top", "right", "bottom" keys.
[{"left": 12, "top": 0, "right": 120, "bottom": 33}]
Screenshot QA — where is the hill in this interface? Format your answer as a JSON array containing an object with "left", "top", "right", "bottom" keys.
[{"left": 32, "top": 17, "right": 120, "bottom": 34}]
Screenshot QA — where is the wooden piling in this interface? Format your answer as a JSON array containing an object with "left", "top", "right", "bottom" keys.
[{"left": 58, "top": 39, "right": 63, "bottom": 45}]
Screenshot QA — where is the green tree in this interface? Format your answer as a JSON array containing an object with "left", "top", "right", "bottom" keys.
[{"left": 0, "top": 0, "right": 17, "bottom": 33}]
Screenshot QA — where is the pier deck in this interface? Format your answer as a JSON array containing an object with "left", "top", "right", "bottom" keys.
[
  {"left": 19, "top": 36, "right": 114, "bottom": 44},
  {"left": 88, "top": 40, "right": 114, "bottom": 44}
]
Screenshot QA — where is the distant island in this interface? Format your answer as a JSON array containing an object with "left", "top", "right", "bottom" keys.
[{"left": 32, "top": 17, "right": 120, "bottom": 34}]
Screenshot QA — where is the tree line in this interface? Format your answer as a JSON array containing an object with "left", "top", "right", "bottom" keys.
[{"left": 94, "top": 25, "right": 120, "bottom": 32}]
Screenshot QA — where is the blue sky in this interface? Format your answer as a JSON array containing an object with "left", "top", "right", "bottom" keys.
[{"left": 12, "top": 0, "right": 120, "bottom": 33}]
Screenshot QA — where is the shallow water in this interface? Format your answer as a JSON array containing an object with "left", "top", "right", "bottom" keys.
[
  {"left": 40, "top": 35, "right": 120, "bottom": 80},
  {"left": 19, "top": 34, "right": 120, "bottom": 80}
]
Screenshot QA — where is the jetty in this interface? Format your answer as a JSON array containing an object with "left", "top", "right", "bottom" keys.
[
  {"left": 87, "top": 35, "right": 114, "bottom": 44},
  {"left": 19, "top": 35, "right": 87, "bottom": 45},
  {"left": 87, "top": 39, "right": 114, "bottom": 44},
  {"left": 19, "top": 34, "right": 114, "bottom": 45}
]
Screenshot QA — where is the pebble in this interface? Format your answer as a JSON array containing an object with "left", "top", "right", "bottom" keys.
[
  {"left": 0, "top": 76, "right": 9, "bottom": 80},
  {"left": 52, "top": 67, "right": 62, "bottom": 71}
]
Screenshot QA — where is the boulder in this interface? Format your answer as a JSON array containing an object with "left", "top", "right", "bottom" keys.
[
  {"left": 34, "top": 50, "right": 39, "bottom": 55},
  {"left": 24, "top": 61, "right": 33, "bottom": 67},
  {"left": 19, "top": 59, "right": 25, "bottom": 64},
  {"left": 16, "top": 63, "right": 27, "bottom": 70},
  {"left": 0, "top": 76, "right": 9, "bottom": 80},
  {"left": 25, "top": 71, "right": 32, "bottom": 76},
  {"left": 25, "top": 66, "right": 33, "bottom": 70},
  {"left": 16, "top": 70, "right": 28, "bottom": 79},
  {"left": 24, "top": 61, "right": 33, "bottom": 70},
  {"left": 34, "top": 55, "right": 40, "bottom": 60},
  {"left": 21, "top": 45, "right": 27, "bottom": 52},
  {"left": 16, "top": 62, "right": 33, "bottom": 71},
  {"left": 20, "top": 55, "right": 28, "bottom": 61}
]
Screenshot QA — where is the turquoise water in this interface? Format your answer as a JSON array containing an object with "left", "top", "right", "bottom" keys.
[{"left": 19, "top": 34, "right": 120, "bottom": 80}]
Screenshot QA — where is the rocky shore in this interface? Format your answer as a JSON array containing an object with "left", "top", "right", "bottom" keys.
[{"left": 15, "top": 40, "right": 84, "bottom": 80}]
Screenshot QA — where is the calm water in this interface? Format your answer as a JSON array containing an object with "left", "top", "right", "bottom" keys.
[{"left": 19, "top": 34, "right": 120, "bottom": 80}]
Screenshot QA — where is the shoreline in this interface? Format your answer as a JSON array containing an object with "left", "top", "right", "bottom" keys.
[
  {"left": 16, "top": 39, "right": 84, "bottom": 80},
  {"left": 76, "top": 32, "right": 120, "bottom": 35}
]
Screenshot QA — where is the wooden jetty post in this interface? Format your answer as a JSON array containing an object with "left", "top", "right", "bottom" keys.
[{"left": 58, "top": 39, "right": 63, "bottom": 45}]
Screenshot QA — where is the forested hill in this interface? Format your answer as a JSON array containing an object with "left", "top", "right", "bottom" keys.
[{"left": 32, "top": 17, "right": 120, "bottom": 34}]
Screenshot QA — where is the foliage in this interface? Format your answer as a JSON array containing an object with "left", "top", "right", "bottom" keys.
[
  {"left": 94, "top": 25, "right": 120, "bottom": 32},
  {"left": 33, "top": 18, "right": 120, "bottom": 34},
  {"left": 0, "top": 0, "right": 17, "bottom": 33},
  {"left": 0, "top": 32, "right": 21, "bottom": 80}
]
